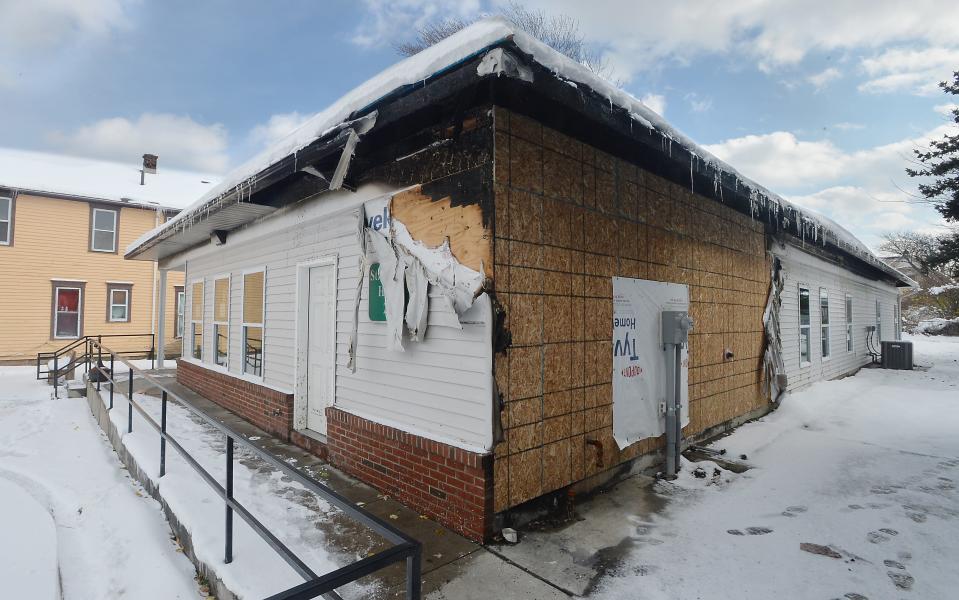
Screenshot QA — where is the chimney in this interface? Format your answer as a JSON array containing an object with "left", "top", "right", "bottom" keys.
[{"left": 142, "top": 153, "right": 158, "bottom": 173}]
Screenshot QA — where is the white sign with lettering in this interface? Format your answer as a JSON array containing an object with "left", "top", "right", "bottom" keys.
[{"left": 611, "top": 277, "right": 689, "bottom": 449}]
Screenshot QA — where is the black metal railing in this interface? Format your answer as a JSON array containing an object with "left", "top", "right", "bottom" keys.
[
  {"left": 37, "top": 333, "right": 156, "bottom": 397},
  {"left": 88, "top": 340, "right": 422, "bottom": 600}
]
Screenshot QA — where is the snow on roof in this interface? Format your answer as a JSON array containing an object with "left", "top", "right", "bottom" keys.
[
  {"left": 126, "top": 17, "right": 911, "bottom": 285},
  {"left": 0, "top": 147, "right": 218, "bottom": 210}
]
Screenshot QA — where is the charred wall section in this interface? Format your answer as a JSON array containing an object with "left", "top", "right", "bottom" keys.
[{"left": 491, "top": 107, "right": 771, "bottom": 513}]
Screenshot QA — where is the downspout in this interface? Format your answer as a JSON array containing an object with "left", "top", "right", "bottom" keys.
[{"left": 150, "top": 208, "right": 160, "bottom": 345}]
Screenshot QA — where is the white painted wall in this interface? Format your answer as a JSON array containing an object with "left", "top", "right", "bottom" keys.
[
  {"left": 171, "top": 184, "right": 495, "bottom": 453},
  {"left": 775, "top": 242, "right": 901, "bottom": 391}
]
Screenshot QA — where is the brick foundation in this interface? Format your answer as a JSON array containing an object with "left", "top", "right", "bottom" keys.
[
  {"left": 176, "top": 359, "right": 294, "bottom": 441},
  {"left": 326, "top": 407, "right": 493, "bottom": 542}
]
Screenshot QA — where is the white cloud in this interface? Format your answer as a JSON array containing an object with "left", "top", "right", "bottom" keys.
[
  {"left": 0, "top": 0, "right": 131, "bottom": 88},
  {"left": 47, "top": 113, "right": 230, "bottom": 173},
  {"left": 684, "top": 93, "right": 712, "bottom": 112},
  {"left": 247, "top": 112, "right": 315, "bottom": 148},
  {"left": 640, "top": 94, "right": 666, "bottom": 116},
  {"left": 808, "top": 67, "right": 841, "bottom": 90},
  {"left": 352, "top": 0, "right": 482, "bottom": 48},
  {"left": 705, "top": 116, "right": 957, "bottom": 248},
  {"left": 934, "top": 103, "right": 958, "bottom": 115},
  {"left": 859, "top": 47, "right": 959, "bottom": 95}
]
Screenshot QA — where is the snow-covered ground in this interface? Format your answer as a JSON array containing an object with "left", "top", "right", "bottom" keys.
[
  {"left": 0, "top": 367, "right": 201, "bottom": 599},
  {"left": 595, "top": 334, "right": 959, "bottom": 599}
]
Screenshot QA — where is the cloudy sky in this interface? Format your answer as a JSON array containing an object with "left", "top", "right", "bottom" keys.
[{"left": 3, "top": 0, "right": 958, "bottom": 250}]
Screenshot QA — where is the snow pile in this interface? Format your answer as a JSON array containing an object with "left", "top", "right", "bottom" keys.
[
  {"left": 0, "top": 147, "right": 217, "bottom": 209},
  {"left": 0, "top": 367, "right": 200, "bottom": 599},
  {"left": 126, "top": 17, "right": 908, "bottom": 286},
  {"left": 928, "top": 283, "right": 959, "bottom": 295}
]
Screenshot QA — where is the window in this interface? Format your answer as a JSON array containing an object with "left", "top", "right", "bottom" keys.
[
  {"left": 52, "top": 282, "right": 84, "bottom": 339},
  {"left": 107, "top": 284, "right": 131, "bottom": 322},
  {"left": 90, "top": 207, "right": 118, "bottom": 252},
  {"left": 894, "top": 301, "right": 901, "bottom": 341},
  {"left": 174, "top": 286, "right": 185, "bottom": 339},
  {"left": 799, "top": 286, "right": 811, "bottom": 365},
  {"left": 191, "top": 281, "right": 204, "bottom": 360},
  {"left": 845, "top": 294, "right": 853, "bottom": 352},
  {"left": 0, "top": 195, "right": 12, "bottom": 245},
  {"left": 242, "top": 271, "right": 264, "bottom": 376},
  {"left": 214, "top": 277, "right": 230, "bottom": 367},
  {"left": 875, "top": 299, "right": 882, "bottom": 342},
  {"left": 820, "top": 288, "right": 830, "bottom": 360}
]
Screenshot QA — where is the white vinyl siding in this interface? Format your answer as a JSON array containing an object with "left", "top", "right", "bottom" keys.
[
  {"left": 170, "top": 188, "right": 495, "bottom": 452},
  {"left": 776, "top": 244, "right": 899, "bottom": 391}
]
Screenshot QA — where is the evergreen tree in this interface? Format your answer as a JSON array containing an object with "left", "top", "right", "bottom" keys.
[{"left": 907, "top": 71, "right": 959, "bottom": 275}]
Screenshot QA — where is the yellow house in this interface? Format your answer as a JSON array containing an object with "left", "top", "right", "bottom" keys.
[{"left": 0, "top": 148, "right": 216, "bottom": 363}]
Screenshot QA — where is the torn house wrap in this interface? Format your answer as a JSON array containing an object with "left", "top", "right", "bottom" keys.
[{"left": 364, "top": 195, "right": 485, "bottom": 351}]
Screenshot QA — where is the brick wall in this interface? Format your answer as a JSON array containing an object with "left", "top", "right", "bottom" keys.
[
  {"left": 491, "top": 107, "right": 771, "bottom": 513},
  {"left": 326, "top": 407, "right": 493, "bottom": 542},
  {"left": 177, "top": 359, "right": 294, "bottom": 440}
]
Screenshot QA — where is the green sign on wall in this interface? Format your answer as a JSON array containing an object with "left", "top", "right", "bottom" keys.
[{"left": 369, "top": 263, "right": 386, "bottom": 321}]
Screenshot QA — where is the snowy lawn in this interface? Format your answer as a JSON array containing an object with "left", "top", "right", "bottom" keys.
[
  {"left": 594, "top": 334, "right": 959, "bottom": 599},
  {"left": 0, "top": 367, "right": 201, "bottom": 599}
]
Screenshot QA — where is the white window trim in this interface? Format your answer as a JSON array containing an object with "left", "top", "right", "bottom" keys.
[
  {"left": 0, "top": 196, "right": 11, "bottom": 245},
  {"left": 798, "top": 284, "right": 811, "bottom": 367},
  {"left": 213, "top": 275, "right": 230, "bottom": 368},
  {"left": 109, "top": 288, "right": 130, "bottom": 322},
  {"left": 91, "top": 208, "right": 117, "bottom": 253},
  {"left": 241, "top": 267, "right": 266, "bottom": 379},
  {"left": 189, "top": 279, "right": 204, "bottom": 361},
  {"left": 175, "top": 290, "right": 185, "bottom": 339},
  {"left": 54, "top": 286, "right": 83, "bottom": 339},
  {"left": 844, "top": 293, "right": 853, "bottom": 353},
  {"left": 820, "top": 287, "right": 831, "bottom": 361}
]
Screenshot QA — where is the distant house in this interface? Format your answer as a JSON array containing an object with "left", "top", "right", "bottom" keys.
[
  {"left": 0, "top": 148, "right": 215, "bottom": 363},
  {"left": 125, "top": 19, "right": 913, "bottom": 542}
]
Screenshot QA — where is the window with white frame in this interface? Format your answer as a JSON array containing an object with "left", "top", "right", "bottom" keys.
[
  {"left": 875, "top": 299, "right": 882, "bottom": 341},
  {"left": 242, "top": 271, "right": 264, "bottom": 376},
  {"left": 213, "top": 277, "right": 230, "bottom": 367},
  {"left": 107, "top": 284, "right": 131, "bottom": 322},
  {"left": 799, "top": 286, "right": 811, "bottom": 365},
  {"left": 90, "top": 207, "right": 118, "bottom": 252},
  {"left": 175, "top": 287, "right": 185, "bottom": 338},
  {"left": 0, "top": 195, "right": 12, "bottom": 245},
  {"left": 191, "top": 281, "right": 204, "bottom": 360},
  {"left": 845, "top": 294, "right": 853, "bottom": 352},
  {"left": 820, "top": 288, "right": 830, "bottom": 359},
  {"left": 53, "top": 284, "right": 83, "bottom": 338}
]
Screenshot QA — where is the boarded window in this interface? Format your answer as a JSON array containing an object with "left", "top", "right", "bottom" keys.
[
  {"left": 243, "top": 271, "right": 264, "bottom": 376},
  {"left": 214, "top": 277, "right": 229, "bottom": 367}
]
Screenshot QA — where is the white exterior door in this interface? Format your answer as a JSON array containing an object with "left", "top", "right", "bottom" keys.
[{"left": 307, "top": 264, "right": 335, "bottom": 434}]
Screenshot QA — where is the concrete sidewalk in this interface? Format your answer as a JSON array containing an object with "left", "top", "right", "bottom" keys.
[{"left": 123, "top": 370, "right": 676, "bottom": 599}]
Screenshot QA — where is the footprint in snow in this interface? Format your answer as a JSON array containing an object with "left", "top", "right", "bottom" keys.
[
  {"left": 867, "top": 531, "right": 890, "bottom": 544},
  {"left": 745, "top": 526, "right": 773, "bottom": 535},
  {"left": 883, "top": 559, "right": 905, "bottom": 570},
  {"left": 887, "top": 571, "right": 915, "bottom": 590},
  {"left": 782, "top": 505, "right": 807, "bottom": 517},
  {"left": 843, "top": 593, "right": 868, "bottom": 600},
  {"left": 879, "top": 528, "right": 898, "bottom": 536}
]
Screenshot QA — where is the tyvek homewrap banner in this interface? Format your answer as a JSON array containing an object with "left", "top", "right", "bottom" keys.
[{"left": 612, "top": 277, "right": 690, "bottom": 449}]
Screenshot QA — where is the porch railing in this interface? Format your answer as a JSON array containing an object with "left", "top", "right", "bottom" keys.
[
  {"left": 37, "top": 333, "right": 156, "bottom": 397},
  {"left": 88, "top": 339, "right": 422, "bottom": 600}
]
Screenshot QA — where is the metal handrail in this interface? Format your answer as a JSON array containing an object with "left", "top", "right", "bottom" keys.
[
  {"left": 88, "top": 340, "right": 422, "bottom": 600},
  {"left": 38, "top": 333, "right": 156, "bottom": 396}
]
